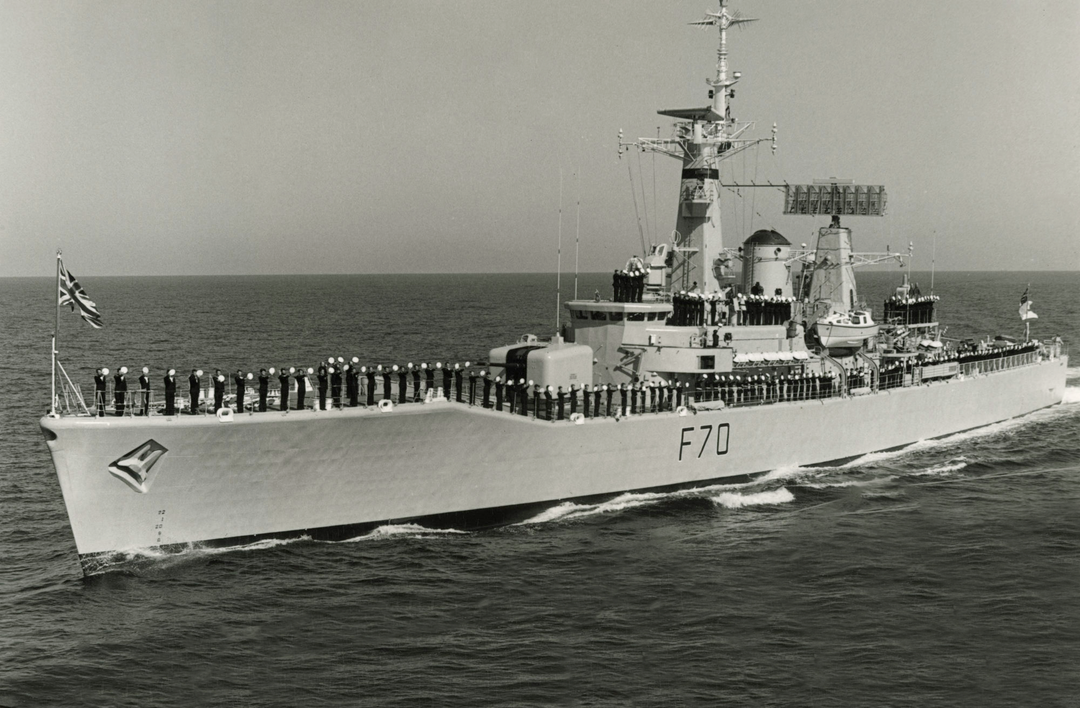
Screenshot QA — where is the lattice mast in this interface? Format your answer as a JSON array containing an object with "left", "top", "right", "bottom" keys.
[{"left": 621, "top": 1, "right": 775, "bottom": 294}]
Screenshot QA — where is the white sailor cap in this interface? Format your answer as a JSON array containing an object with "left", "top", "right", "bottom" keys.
[
  {"left": 269, "top": 367, "right": 276, "bottom": 374},
  {"left": 464, "top": 361, "right": 471, "bottom": 367},
  {"left": 377, "top": 365, "right": 383, "bottom": 372},
  {"left": 392, "top": 364, "right": 399, "bottom": 372},
  {"left": 527, "top": 379, "right": 533, "bottom": 386},
  {"left": 328, "top": 367, "right": 335, "bottom": 373},
  {"left": 246, "top": 373, "right": 253, "bottom": 380},
  {"left": 360, "top": 366, "right": 367, "bottom": 373},
  {"left": 495, "top": 376, "right": 501, "bottom": 382},
  {"left": 436, "top": 361, "right": 443, "bottom": 368},
  {"left": 421, "top": 363, "right": 427, "bottom": 369},
  {"left": 328, "top": 357, "right": 335, "bottom": 364},
  {"left": 480, "top": 370, "right": 486, "bottom": 376},
  {"left": 407, "top": 362, "right": 414, "bottom": 369},
  {"left": 196, "top": 369, "right": 204, "bottom": 377},
  {"left": 343, "top": 364, "right": 349, "bottom": 371},
  {"left": 102, "top": 367, "right": 110, "bottom": 375},
  {"left": 337, "top": 357, "right": 344, "bottom": 363},
  {"left": 454, "top": 363, "right": 460, "bottom": 370},
  {"left": 119, "top": 366, "right": 128, "bottom": 374},
  {"left": 352, "top": 357, "right": 359, "bottom": 364},
  {"left": 519, "top": 378, "right": 526, "bottom": 385},
  {"left": 547, "top": 385, "right": 553, "bottom": 392},
  {"left": 217, "top": 375, "right": 225, "bottom": 382},
  {"left": 289, "top": 367, "right": 295, "bottom": 374},
  {"left": 306, "top": 367, "right": 314, "bottom": 374},
  {"left": 142, "top": 367, "right": 149, "bottom": 374},
  {"left": 168, "top": 369, "right": 175, "bottom": 376}
]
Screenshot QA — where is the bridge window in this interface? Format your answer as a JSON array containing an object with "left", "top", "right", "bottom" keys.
[
  {"left": 609, "top": 312, "right": 624, "bottom": 322},
  {"left": 699, "top": 356, "right": 715, "bottom": 370},
  {"left": 591, "top": 311, "right": 607, "bottom": 321},
  {"left": 627, "top": 313, "right": 645, "bottom": 321},
  {"left": 646, "top": 312, "right": 658, "bottom": 321},
  {"left": 574, "top": 309, "right": 588, "bottom": 320}
]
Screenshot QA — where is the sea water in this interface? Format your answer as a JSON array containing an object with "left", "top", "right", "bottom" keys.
[{"left": 1, "top": 271, "right": 1078, "bottom": 707}]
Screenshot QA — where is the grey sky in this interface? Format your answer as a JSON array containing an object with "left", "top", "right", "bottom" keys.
[{"left": 2, "top": 0, "right": 1078, "bottom": 276}]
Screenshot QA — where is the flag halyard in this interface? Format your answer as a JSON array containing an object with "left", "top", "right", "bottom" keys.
[{"left": 58, "top": 259, "right": 103, "bottom": 329}]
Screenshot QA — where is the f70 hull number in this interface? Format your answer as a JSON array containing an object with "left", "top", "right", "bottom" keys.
[{"left": 679, "top": 424, "right": 730, "bottom": 461}]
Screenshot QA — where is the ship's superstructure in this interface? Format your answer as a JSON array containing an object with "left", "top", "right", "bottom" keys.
[{"left": 39, "top": 2, "right": 1069, "bottom": 575}]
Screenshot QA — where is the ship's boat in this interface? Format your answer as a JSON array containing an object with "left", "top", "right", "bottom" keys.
[
  {"left": 38, "top": 1, "right": 1069, "bottom": 575},
  {"left": 814, "top": 310, "right": 879, "bottom": 349}
]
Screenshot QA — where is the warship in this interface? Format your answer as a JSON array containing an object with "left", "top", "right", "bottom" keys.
[{"left": 40, "top": 2, "right": 1068, "bottom": 575}]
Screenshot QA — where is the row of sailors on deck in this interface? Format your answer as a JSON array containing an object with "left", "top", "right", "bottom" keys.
[
  {"left": 91, "top": 360, "right": 475, "bottom": 417},
  {"left": 670, "top": 290, "right": 796, "bottom": 327},
  {"left": 613, "top": 267, "right": 647, "bottom": 303}
]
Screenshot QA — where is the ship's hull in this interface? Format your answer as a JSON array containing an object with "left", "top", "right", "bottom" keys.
[{"left": 41, "top": 357, "right": 1068, "bottom": 573}]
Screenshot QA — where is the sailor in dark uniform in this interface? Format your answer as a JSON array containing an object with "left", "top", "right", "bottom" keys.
[
  {"left": 365, "top": 366, "right": 377, "bottom": 405},
  {"left": 278, "top": 368, "right": 291, "bottom": 411},
  {"left": 581, "top": 384, "right": 591, "bottom": 418},
  {"left": 295, "top": 368, "right": 307, "bottom": 409},
  {"left": 481, "top": 371, "right": 492, "bottom": 408},
  {"left": 519, "top": 379, "right": 530, "bottom": 416},
  {"left": 396, "top": 365, "right": 408, "bottom": 404},
  {"left": 114, "top": 367, "right": 128, "bottom": 416},
  {"left": 233, "top": 370, "right": 246, "bottom": 413},
  {"left": 568, "top": 384, "right": 578, "bottom": 417},
  {"left": 556, "top": 386, "right": 566, "bottom": 421},
  {"left": 212, "top": 370, "right": 225, "bottom": 412},
  {"left": 441, "top": 363, "right": 453, "bottom": 399},
  {"left": 619, "top": 384, "right": 628, "bottom": 417},
  {"left": 381, "top": 365, "right": 392, "bottom": 401},
  {"left": 258, "top": 369, "right": 269, "bottom": 411},
  {"left": 454, "top": 364, "right": 466, "bottom": 403},
  {"left": 544, "top": 386, "right": 554, "bottom": 421},
  {"left": 331, "top": 365, "right": 343, "bottom": 408},
  {"left": 346, "top": 363, "right": 359, "bottom": 407},
  {"left": 494, "top": 376, "right": 504, "bottom": 411},
  {"left": 423, "top": 363, "right": 435, "bottom": 393},
  {"left": 189, "top": 369, "right": 201, "bottom": 414},
  {"left": 593, "top": 386, "right": 602, "bottom": 418},
  {"left": 507, "top": 377, "right": 517, "bottom": 413},
  {"left": 317, "top": 365, "right": 329, "bottom": 411},
  {"left": 164, "top": 369, "right": 177, "bottom": 415},
  {"left": 410, "top": 364, "right": 422, "bottom": 402},
  {"left": 94, "top": 368, "right": 107, "bottom": 416},
  {"left": 468, "top": 370, "right": 478, "bottom": 406},
  {"left": 604, "top": 385, "right": 614, "bottom": 417},
  {"left": 138, "top": 367, "right": 151, "bottom": 416}
]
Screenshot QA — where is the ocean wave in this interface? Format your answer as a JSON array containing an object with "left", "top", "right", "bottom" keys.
[
  {"left": 517, "top": 490, "right": 674, "bottom": 525},
  {"left": 912, "top": 460, "right": 969, "bottom": 476},
  {"left": 342, "top": 524, "right": 467, "bottom": 542},
  {"left": 711, "top": 487, "right": 795, "bottom": 509},
  {"left": 799, "top": 475, "right": 897, "bottom": 489}
]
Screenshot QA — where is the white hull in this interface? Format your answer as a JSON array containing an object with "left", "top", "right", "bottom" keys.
[{"left": 40, "top": 357, "right": 1068, "bottom": 572}]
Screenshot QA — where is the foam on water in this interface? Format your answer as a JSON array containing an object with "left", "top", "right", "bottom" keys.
[
  {"left": 711, "top": 487, "right": 795, "bottom": 509},
  {"left": 90, "top": 536, "right": 309, "bottom": 574},
  {"left": 1062, "top": 386, "right": 1080, "bottom": 405},
  {"left": 343, "top": 524, "right": 467, "bottom": 541}
]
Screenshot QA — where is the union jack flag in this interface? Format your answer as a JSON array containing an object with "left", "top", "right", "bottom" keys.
[{"left": 58, "top": 258, "right": 103, "bottom": 329}]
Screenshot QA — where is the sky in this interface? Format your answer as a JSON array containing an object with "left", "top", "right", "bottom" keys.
[{"left": 1, "top": 0, "right": 1078, "bottom": 276}]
